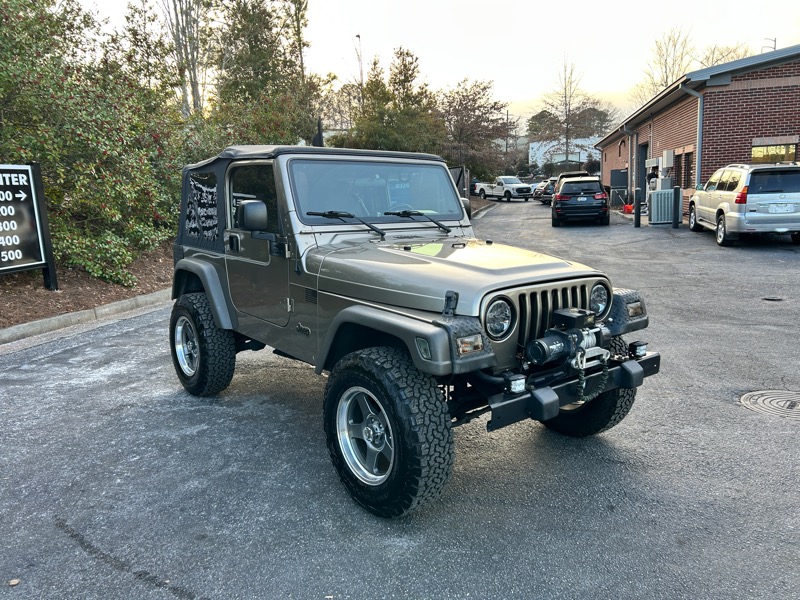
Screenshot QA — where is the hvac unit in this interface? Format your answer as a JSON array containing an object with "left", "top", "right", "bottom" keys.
[{"left": 648, "top": 190, "right": 674, "bottom": 224}]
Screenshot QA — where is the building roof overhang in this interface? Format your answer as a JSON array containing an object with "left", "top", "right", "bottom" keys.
[{"left": 595, "top": 43, "right": 800, "bottom": 149}]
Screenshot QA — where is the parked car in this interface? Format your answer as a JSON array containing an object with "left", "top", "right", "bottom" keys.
[
  {"left": 474, "top": 176, "right": 533, "bottom": 201},
  {"left": 688, "top": 163, "right": 800, "bottom": 246},
  {"left": 534, "top": 177, "right": 557, "bottom": 204},
  {"left": 553, "top": 170, "right": 590, "bottom": 195},
  {"left": 551, "top": 176, "right": 610, "bottom": 227}
]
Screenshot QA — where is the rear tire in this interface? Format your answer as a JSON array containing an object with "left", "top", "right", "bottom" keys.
[
  {"left": 479, "top": 190, "right": 486, "bottom": 199},
  {"left": 323, "top": 347, "right": 453, "bottom": 518},
  {"left": 170, "top": 293, "right": 236, "bottom": 396},
  {"left": 542, "top": 337, "right": 636, "bottom": 437},
  {"left": 551, "top": 213, "right": 561, "bottom": 227},
  {"left": 716, "top": 213, "right": 734, "bottom": 246}
]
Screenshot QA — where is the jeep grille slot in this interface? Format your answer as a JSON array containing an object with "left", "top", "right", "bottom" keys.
[{"left": 517, "top": 283, "right": 591, "bottom": 345}]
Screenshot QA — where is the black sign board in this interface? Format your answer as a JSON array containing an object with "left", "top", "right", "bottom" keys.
[{"left": 0, "top": 163, "right": 58, "bottom": 289}]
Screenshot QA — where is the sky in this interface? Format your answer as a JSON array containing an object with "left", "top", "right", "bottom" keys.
[{"left": 80, "top": 0, "right": 800, "bottom": 122}]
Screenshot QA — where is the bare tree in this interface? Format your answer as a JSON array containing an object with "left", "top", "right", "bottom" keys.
[
  {"left": 159, "top": 0, "right": 206, "bottom": 116},
  {"left": 697, "top": 43, "right": 752, "bottom": 68},
  {"left": 284, "top": 0, "right": 308, "bottom": 81},
  {"left": 629, "top": 29, "right": 752, "bottom": 108},
  {"left": 529, "top": 61, "right": 609, "bottom": 164},
  {"left": 630, "top": 27, "right": 694, "bottom": 106}
]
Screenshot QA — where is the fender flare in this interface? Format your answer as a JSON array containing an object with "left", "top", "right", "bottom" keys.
[
  {"left": 172, "top": 257, "right": 237, "bottom": 330},
  {"left": 316, "top": 305, "right": 451, "bottom": 376},
  {"left": 317, "top": 305, "right": 497, "bottom": 377}
]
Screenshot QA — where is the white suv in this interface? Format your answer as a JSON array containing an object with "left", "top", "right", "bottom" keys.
[{"left": 689, "top": 163, "right": 800, "bottom": 246}]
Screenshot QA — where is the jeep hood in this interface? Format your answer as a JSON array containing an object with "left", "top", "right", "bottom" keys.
[{"left": 308, "top": 236, "right": 603, "bottom": 315}]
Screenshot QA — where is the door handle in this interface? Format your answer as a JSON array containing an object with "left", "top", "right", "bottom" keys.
[{"left": 228, "top": 233, "right": 241, "bottom": 253}]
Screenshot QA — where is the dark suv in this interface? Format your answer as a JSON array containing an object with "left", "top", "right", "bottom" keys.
[{"left": 551, "top": 176, "right": 610, "bottom": 226}]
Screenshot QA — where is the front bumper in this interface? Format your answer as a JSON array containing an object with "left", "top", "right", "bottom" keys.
[{"left": 485, "top": 351, "right": 661, "bottom": 431}]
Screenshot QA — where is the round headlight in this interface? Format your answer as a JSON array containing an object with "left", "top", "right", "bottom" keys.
[
  {"left": 590, "top": 284, "right": 609, "bottom": 316},
  {"left": 485, "top": 298, "right": 514, "bottom": 340}
]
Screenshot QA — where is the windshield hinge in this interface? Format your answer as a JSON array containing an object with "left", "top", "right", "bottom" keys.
[{"left": 442, "top": 290, "right": 459, "bottom": 316}]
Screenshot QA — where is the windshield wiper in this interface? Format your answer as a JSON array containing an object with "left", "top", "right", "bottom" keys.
[
  {"left": 306, "top": 210, "right": 386, "bottom": 240},
  {"left": 384, "top": 210, "right": 452, "bottom": 234}
]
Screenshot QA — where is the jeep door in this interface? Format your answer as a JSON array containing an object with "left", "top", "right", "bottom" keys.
[{"left": 224, "top": 162, "right": 291, "bottom": 327}]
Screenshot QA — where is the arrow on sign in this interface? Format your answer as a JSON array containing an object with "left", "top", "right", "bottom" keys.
[{"left": 15, "top": 190, "right": 27, "bottom": 201}]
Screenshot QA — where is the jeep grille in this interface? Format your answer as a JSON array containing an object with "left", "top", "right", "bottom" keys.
[{"left": 517, "top": 282, "right": 594, "bottom": 343}]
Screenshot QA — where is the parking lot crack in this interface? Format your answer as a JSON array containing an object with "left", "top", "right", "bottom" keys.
[{"left": 54, "top": 517, "right": 208, "bottom": 600}]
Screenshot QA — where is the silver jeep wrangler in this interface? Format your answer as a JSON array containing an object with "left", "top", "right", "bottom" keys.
[{"left": 169, "top": 145, "right": 660, "bottom": 517}]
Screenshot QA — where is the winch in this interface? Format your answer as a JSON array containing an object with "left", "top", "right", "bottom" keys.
[{"left": 526, "top": 308, "right": 612, "bottom": 369}]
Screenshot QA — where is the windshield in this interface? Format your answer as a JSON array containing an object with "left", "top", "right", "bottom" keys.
[
  {"left": 499, "top": 176, "right": 522, "bottom": 184},
  {"left": 289, "top": 158, "right": 464, "bottom": 225}
]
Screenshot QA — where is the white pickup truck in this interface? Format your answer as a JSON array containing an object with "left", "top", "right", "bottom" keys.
[{"left": 474, "top": 176, "right": 533, "bottom": 201}]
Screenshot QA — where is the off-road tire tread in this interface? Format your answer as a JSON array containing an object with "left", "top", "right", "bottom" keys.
[
  {"left": 324, "top": 347, "right": 453, "bottom": 518},
  {"left": 542, "top": 336, "right": 636, "bottom": 437},
  {"left": 170, "top": 293, "right": 236, "bottom": 396}
]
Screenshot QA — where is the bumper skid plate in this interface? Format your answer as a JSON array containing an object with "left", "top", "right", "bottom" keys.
[{"left": 486, "top": 352, "right": 660, "bottom": 431}]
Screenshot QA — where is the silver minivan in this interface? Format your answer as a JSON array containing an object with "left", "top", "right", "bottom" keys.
[{"left": 689, "top": 163, "right": 800, "bottom": 246}]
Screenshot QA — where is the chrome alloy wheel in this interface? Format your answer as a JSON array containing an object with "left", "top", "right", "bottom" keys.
[
  {"left": 174, "top": 315, "right": 199, "bottom": 377},
  {"left": 336, "top": 386, "right": 395, "bottom": 485}
]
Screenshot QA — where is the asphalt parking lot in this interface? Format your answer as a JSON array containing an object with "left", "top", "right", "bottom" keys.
[{"left": 1, "top": 203, "right": 798, "bottom": 600}]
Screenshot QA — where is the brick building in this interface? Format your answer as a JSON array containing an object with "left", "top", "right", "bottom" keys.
[{"left": 595, "top": 44, "right": 800, "bottom": 214}]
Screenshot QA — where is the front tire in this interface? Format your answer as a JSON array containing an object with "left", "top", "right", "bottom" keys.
[
  {"left": 169, "top": 293, "right": 236, "bottom": 396},
  {"left": 323, "top": 347, "right": 453, "bottom": 518},
  {"left": 688, "top": 204, "right": 703, "bottom": 232},
  {"left": 504, "top": 191, "right": 511, "bottom": 201},
  {"left": 542, "top": 337, "right": 636, "bottom": 437}
]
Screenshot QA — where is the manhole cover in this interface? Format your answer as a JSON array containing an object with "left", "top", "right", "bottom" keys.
[{"left": 739, "top": 390, "right": 800, "bottom": 420}]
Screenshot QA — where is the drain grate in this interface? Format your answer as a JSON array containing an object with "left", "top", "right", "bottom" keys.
[{"left": 739, "top": 390, "right": 800, "bottom": 420}]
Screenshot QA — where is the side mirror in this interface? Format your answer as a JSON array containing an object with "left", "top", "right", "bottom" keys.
[
  {"left": 461, "top": 197, "right": 471, "bottom": 219},
  {"left": 237, "top": 200, "right": 268, "bottom": 231}
]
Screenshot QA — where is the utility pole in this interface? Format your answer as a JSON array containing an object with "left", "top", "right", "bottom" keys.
[{"left": 355, "top": 34, "right": 364, "bottom": 106}]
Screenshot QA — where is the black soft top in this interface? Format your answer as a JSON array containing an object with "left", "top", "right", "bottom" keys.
[{"left": 185, "top": 145, "right": 446, "bottom": 171}]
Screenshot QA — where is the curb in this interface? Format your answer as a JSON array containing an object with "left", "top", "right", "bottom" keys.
[{"left": 0, "top": 288, "right": 172, "bottom": 346}]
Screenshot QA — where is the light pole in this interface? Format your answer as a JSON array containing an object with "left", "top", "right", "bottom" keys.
[{"left": 355, "top": 33, "right": 364, "bottom": 104}]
